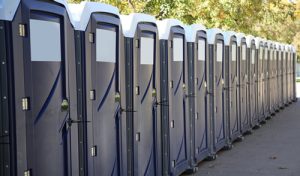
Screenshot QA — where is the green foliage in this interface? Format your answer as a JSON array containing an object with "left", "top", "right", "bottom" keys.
[{"left": 68, "top": 0, "right": 299, "bottom": 54}]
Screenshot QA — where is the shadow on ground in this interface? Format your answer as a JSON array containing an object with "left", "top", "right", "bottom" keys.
[{"left": 184, "top": 101, "right": 300, "bottom": 176}]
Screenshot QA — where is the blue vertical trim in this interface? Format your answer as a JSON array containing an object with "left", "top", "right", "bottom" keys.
[
  {"left": 141, "top": 71, "right": 153, "bottom": 104},
  {"left": 34, "top": 68, "right": 61, "bottom": 125},
  {"left": 97, "top": 70, "right": 116, "bottom": 111},
  {"left": 174, "top": 71, "right": 183, "bottom": 96},
  {"left": 143, "top": 145, "right": 154, "bottom": 176}
]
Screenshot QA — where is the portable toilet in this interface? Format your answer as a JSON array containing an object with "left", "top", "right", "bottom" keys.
[
  {"left": 207, "top": 28, "right": 228, "bottom": 156},
  {"left": 121, "top": 13, "right": 161, "bottom": 176},
  {"left": 291, "top": 45, "right": 297, "bottom": 102},
  {"left": 255, "top": 38, "right": 265, "bottom": 122},
  {"left": 0, "top": 0, "right": 20, "bottom": 175},
  {"left": 246, "top": 35, "right": 259, "bottom": 128},
  {"left": 157, "top": 19, "right": 189, "bottom": 175},
  {"left": 262, "top": 40, "right": 271, "bottom": 120},
  {"left": 185, "top": 24, "right": 210, "bottom": 170},
  {"left": 268, "top": 41, "right": 276, "bottom": 116},
  {"left": 282, "top": 44, "right": 288, "bottom": 106},
  {"left": 278, "top": 43, "right": 285, "bottom": 109},
  {"left": 285, "top": 45, "right": 290, "bottom": 104},
  {"left": 236, "top": 33, "right": 250, "bottom": 134},
  {"left": 273, "top": 42, "right": 280, "bottom": 111},
  {"left": 287, "top": 45, "right": 293, "bottom": 104},
  {"left": 289, "top": 45, "right": 294, "bottom": 103},
  {"left": 0, "top": 0, "right": 79, "bottom": 175},
  {"left": 69, "top": 2, "right": 126, "bottom": 175},
  {"left": 222, "top": 31, "right": 242, "bottom": 143}
]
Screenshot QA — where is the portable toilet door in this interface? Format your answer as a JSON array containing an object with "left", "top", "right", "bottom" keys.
[
  {"left": 246, "top": 36, "right": 259, "bottom": 128},
  {"left": 256, "top": 38, "right": 265, "bottom": 122},
  {"left": 5, "top": 0, "right": 79, "bottom": 175},
  {"left": 285, "top": 45, "right": 290, "bottom": 104},
  {"left": 121, "top": 14, "right": 161, "bottom": 176},
  {"left": 282, "top": 44, "right": 288, "bottom": 106},
  {"left": 0, "top": 1, "right": 20, "bottom": 175},
  {"left": 288, "top": 45, "right": 293, "bottom": 103},
  {"left": 278, "top": 44, "right": 284, "bottom": 109},
  {"left": 237, "top": 34, "right": 250, "bottom": 134},
  {"left": 185, "top": 24, "right": 210, "bottom": 169},
  {"left": 291, "top": 46, "right": 297, "bottom": 102},
  {"left": 69, "top": 2, "right": 125, "bottom": 175},
  {"left": 268, "top": 42, "right": 276, "bottom": 116},
  {"left": 289, "top": 45, "right": 293, "bottom": 103},
  {"left": 157, "top": 19, "right": 189, "bottom": 176},
  {"left": 273, "top": 43, "right": 280, "bottom": 112},
  {"left": 223, "top": 31, "right": 241, "bottom": 143},
  {"left": 262, "top": 41, "right": 271, "bottom": 119},
  {"left": 207, "top": 28, "right": 227, "bottom": 155}
]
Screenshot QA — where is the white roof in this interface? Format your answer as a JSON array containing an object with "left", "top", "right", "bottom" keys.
[
  {"left": 276, "top": 43, "right": 282, "bottom": 50},
  {"left": 246, "top": 35, "right": 255, "bottom": 48},
  {"left": 55, "top": 0, "right": 75, "bottom": 26},
  {"left": 0, "top": 0, "right": 20, "bottom": 21},
  {"left": 207, "top": 28, "right": 223, "bottom": 44},
  {"left": 291, "top": 45, "right": 297, "bottom": 52},
  {"left": 222, "top": 31, "right": 236, "bottom": 46},
  {"left": 267, "top": 40, "right": 273, "bottom": 48},
  {"left": 0, "top": 0, "right": 74, "bottom": 23},
  {"left": 184, "top": 24, "right": 206, "bottom": 42},
  {"left": 69, "top": 2, "right": 119, "bottom": 31},
  {"left": 235, "top": 33, "right": 245, "bottom": 46},
  {"left": 254, "top": 37, "right": 261, "bottom": 49},
  {"left": 274, "top": 42, "right": 279, "bottom": 49},
  {"left": 285, "top": 44, "right": 290, "bottom": 51},
  {"left": 157, "top": 19, "right": 184, "bottom": 40},
  {"left": 280, "top": 43, "right": 284, "bottom": 50},
  {"left": 262, "top": 39, "right": 268, "bottom": 46},
  {"left": 120, "top": 13, "right": 156, "bottom": 37}
]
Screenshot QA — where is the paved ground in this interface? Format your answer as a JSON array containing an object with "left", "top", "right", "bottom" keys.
[{"left": 189, "top": 85, "right": 300, "bottom": 176}]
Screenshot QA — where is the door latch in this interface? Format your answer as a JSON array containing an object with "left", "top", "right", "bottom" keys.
[{"left": 61, "top": 99, "right": 69, "bottom": 111}]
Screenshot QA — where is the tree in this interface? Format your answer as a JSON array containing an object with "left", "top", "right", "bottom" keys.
[{"left": 68, "top": 0, "right": 298, "bottom": 53}]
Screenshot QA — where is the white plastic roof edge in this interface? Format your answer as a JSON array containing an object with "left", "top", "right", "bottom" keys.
[
  {"left": 285, "top": 44, "right": 290, "bottom": 51},
  {"left": 267, "top": 40, "right": 273, "bottom": 48},
  {"left": 222, "top": 31, "right": 236, "bottom": 46},
  {"left": 55, "top": 0, "right": 75, "bottom": 26},
  {"left": 0, "top": 0, "right": 74, "bottom": 24},
  {"left": 280, "top": 44, "right": 284, "bottom": 50},
  {"left": 262, "top": 39, "right": 268, "bottom": 47},
  {"left": 254, "top": 37, "right": 263, "bottom": 49},
  {"left": 184, "top": 24, "right": 206, "bottom": 42},
  {"left": 157, "top": 19, "right": 184, "bottom": 40},
  {"left": 277, "top": 43, "right": 283, "bottom": 50},
  {"left": 69, "top": 2, "right": 119, "bottom": 31},
  {"left": 291, "top": 45, "right": 297, "bottom": 52},
  {"left": 246, "top": 35, "right": 255, "bottom": 48},
  {"left": 0, "top": 0, "right": 20, "bottom": 21},
  {"left": 207, "top": 28, "right": 223, "bottom": 44},
  {"left": 235, "top": 33, "right": 245, "bottom": 47},
  {"left": 274, "top": 42, "right": 278, "bottom": 49},
  {"left": 120, "top": 13, "right": 156, "bottom": 37}
]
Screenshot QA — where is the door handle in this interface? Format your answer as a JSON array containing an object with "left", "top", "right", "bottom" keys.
[{"left": 61, "top": 99, "right": 69, "bottom": 111}]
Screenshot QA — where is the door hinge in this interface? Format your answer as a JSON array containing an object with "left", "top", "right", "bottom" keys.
[
  {"left": 19, "top": 24, "right": 26, "bottom": 37},
  {"left": 89, "top": 33, "right": 94, "bottom": 43},
  {"left": 24, "top": 170, "right": 31, "bottom": 176},
  {"left": 135, "top": 132, "right": 140, "bottom": 141},
  {"left": 89, "top": 90, "right": 95, "bottom": 100},
  {"left": 22, "top": 97, "right": 29, "bottom": 111},
  {"left": 135, "top": 39, "right": 140, "bottom": 48},
  {"left": 170, "top": 120, "right": 175, "bottom": 128},
  {"left": 91, "top": 146, "right": 97, "bottom": 157},
  {"left": 135, "top": 86, "right": 140, "bottom": 95}
]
